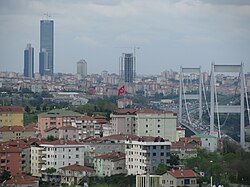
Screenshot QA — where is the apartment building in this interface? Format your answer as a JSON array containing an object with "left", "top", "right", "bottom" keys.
[
  {"left": 125, "top": 136, "right": 171, "bottom": 175},
  {"left": 72, "top": 116, "right": 102, "bottom": 139},
  {"left": 30, "top": 140, "right": 86, "bottom": 178},
  {"left": 58, "top": 125, "right": 78, "bottom": 141},
  {"left": 0, "top": 125, "right": 37, "bottom": 142},
  {"left": 0, "top": 106, "right": 24, "bottom": 126},
  {"left": 0, "top": 140, "right": 31, "bottom": 176},
  {"left": 38, "top": 109, "right": 82, "bottom": 137},
  {"left": 170, "top": 141, "right": 198, "bottom": 160},
  {"left": 110, "top": 109, "right": 177, "bottom": 142},
  {"left": 94, "top": 152, "right": 126, "bottom": 177}
]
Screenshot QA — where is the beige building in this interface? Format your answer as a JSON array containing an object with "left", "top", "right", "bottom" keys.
[
  {"left": 170, "top": 141, "right": 197, "bottom": 160},
  {"left": 0, "top": 106, "right": 24, "bottom": 126},
  {"left": 110, "top": 109, "right": 178, "bottom": 142},
  {"left": 31, "top": 146, "right": 45, "bottom": 177},
  {"left": 161, "top": 169, "right": 199, "bottom": 187},
  {"left": 0, "top": 125, "right": 37, "bottom": 142},
  {"left": 38, "top": 109, "right": 82, "bottom": 137}
]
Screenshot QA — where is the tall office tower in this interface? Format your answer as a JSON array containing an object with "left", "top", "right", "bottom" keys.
[
  {"left": 77, "top": 59, "right": 87, "bottom": 77},
  {"left": 119, "top": 53, "right": 134, "bottom": 83},
  {"left": 39, "top": 48, "right": 49, "bottom": 76},
  {"left": 39, "top": 19, "right": 54, "bottom": 76},
  {"left": 23, "top": 44, "right": 34, "bottom": 78}
]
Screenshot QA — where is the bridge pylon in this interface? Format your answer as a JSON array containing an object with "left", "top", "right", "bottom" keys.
[
  {"left": 210, "top": 63, "right": 245, "bottom": 147},
  {"left": 179, "top": 67, "right": 202, "bottom": 125}
]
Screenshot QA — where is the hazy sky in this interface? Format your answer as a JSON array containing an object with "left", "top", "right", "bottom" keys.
[{"left": 0, "top": 0, "right": 250, "bottom": 75}]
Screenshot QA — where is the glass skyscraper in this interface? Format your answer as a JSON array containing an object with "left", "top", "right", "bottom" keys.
[
  {"left": 120, "top": 53, "right": 134, "bottom": 83},
  {"left": 24, "top": 44, "right": 34, "bottom": 78},
  {"left": 39, "top": 19, "right": 54, "bottom": 76}
]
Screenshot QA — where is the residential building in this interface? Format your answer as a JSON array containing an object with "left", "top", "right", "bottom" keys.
[
  {"left": 136, "top": 109, "right": 177, "bottom": 142},
  {"left": 38, "top": 109, "right": 82, "bottom": 137},
  {"left": 125, "top": 136, "right": 171, "bottom": 175},
  {"left": 58, "top": 125, "right": 78, "bottom": 140},
  {"left": 0, "top": 125, "right": 37, "bottom": 142},
  {"left": 161, "top": 169, "right": 199, "bottom": 187},
  {"left": 0, "top": 140, "right": 31, "bottom": 176},
  {"left": 94, "top": 152, "right": 126, "bottom": 177},
  {"left": 77, "top": 59, "right": 87, "bottom": 77},
  {"left": 0, "top": 106, "right": 24, "bottom": 127},
  {"left": 192, "top": 134, "right": 218, "bottom": 152},
  {"left": 23, "top": 43, "right": 34, "bottom": 78},
  {"left": 59, "top": 164, "right": 95, "bottom": 186},
  {"left": 72, "top": 116, "right": 101, "bottom": 140},
  {"left": 136, "top": 175, "right": 162, "bottom": 187},
  {"left": 44, "top": 127, "right": 58, "bottom": 139},
  {"left": 40, "top": 19, "right": 54, "bottom": 76},
  {"left": 31, "top": 146, "right": 46, "bottom": 177},
  {"left": 170, "top": 141, "right": 198, "bottom": 160},
  {"left": 176, "top": 127, "right": 185, "bottom": 141},
  {"left": 110, "top": 109, "right": 177, "bottom": 142}
]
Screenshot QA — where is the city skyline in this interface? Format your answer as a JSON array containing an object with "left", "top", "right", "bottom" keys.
[{"left": 0, "top": 0, "right": 250, "bottom": 75}]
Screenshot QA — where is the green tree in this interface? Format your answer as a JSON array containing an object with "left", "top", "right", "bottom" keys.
[
  {"left": 0, "top": 170, "right": 11, "bottom": 182},
  {"left": 154, "top": 163, "right": 168, "bottom": 174}
]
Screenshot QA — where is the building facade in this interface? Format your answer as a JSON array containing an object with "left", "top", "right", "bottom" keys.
[
  {"left": 0, "top": 106, "right": 24, "bottom": 127},
  {"left": 23, "top": 43, "right": 34, "bottom": 78},
  {"left": 125, "top": 137, "right": 171, "bottom": 175},
  {"left": 77, "top": 59, "right": 87, "bottom": 77},
  {"left": 40, "top": 19, "right": 54, "bottom": 76},
  {"left": 110, "top": 109, "right": 177, "bottom": 142},
  {"left": 38, "top": 109, "right": 82, "bottom": 137},
  {"left": 120, "top": 53, "right": 134, "bottom": 83},
  {"left": 94, "top": 152, "right": 126, "bottom": 177}
]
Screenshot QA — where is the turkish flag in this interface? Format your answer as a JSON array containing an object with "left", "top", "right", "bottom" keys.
[{"left": 118, "top": 85, "right": 125, "bottom": 96}]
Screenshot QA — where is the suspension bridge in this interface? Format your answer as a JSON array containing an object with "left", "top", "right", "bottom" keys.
[{"left": 178, "top": 63, "right": 250, "bottom": 148}]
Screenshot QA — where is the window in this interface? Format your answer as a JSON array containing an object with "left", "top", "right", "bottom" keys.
[
  {"left": 76, "top": 147, "right": 79, "bottom": 151},
  {"left": 145, "top": 130, "right": 148, "bottom": 133},
  {"left": 160, "top": 152, "right": 164, "bottom": 156},
  {"left": 158, "top": 124, "right": 160, "bottom": 128},
  {"left": 146, "top": 124, "right": 148, "bottom": 128},
  {"left": 153, "top": 146, "right": 156, "bottom": 149},
  {"left": 184, "top": 179, "right": 190, "bottom": 185},
  {"left": 153, "top": 153, "right": 156, "bottom": 156},
  {"left": 158, "top": 130, "right": 160, "bottom": 133},
  {"left": 76, "top": 155, "right": 79, "bottom": 158},
  {"left": 161, "top": 145, "right": 164, "bottom": 149}
]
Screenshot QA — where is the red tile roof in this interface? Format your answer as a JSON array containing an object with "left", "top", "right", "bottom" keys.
[
  {"left": 76, "top": 116, "right": 96, "bottom": 121},
  {"left": 112, "top": 108, "right": 137, "bottom": 115},
  {"left": 58, "top": 125, "right": 77, "bottom": 130},
  {"left": 168, "top": 169, "right": 199, "bottom": 178},
  {"left": 171, "top": 141, "right": 196, "bottom": 149},
  {"left": 95, "top": 152, "right": 125, "bottom": 162},
  {"left": 0, "top": 106, "right": 23, "bottom": 113},
  {"left": 102, "top": 134, "right": 139, "bottom": 141},
  {"left": 3, "top": 174, "right": 38, "bottom": 185},
  {"left": 0, "top": 125, "right": 36, "bottom": 132},
  {"left": 60, "top": 164, "right": 94, "bottom": 171},
  {"left": 40, "top": 140, "right": 82, "bottom": 145},
  {"left": 44, "top": 127, "right": 58, "bottom": 132}
]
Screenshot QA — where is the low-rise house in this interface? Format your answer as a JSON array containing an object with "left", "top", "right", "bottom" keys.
[
  {"left": 192, "top": 134, "right": 218, "bottom": 152},
  {"left": 94, "top": 152, "right": 126, "bottom": 177},
  {"left": 58, "top": 125, "right": 78, "bottom": 140},
  {"left": 161, "top": 169, "right": 199, "bottom": 187},
  {"left": 170, "top": 141, "right": 198, "bottom": 160},
  {"left": 0, "top": 124, "right": 37, "bottom": 142},
  {"left": 59, "top": 164, "right": 95, "bottom": 186},
  {"left": 1, "top": 174, "right": 39, "bottom": 187},
  {"left": 44, "top": 127, "right": 58, "bottom": 139}
]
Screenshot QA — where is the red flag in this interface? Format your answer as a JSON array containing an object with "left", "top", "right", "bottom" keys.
[{"left": 118, "top": 85, "right": 125, "bottom": 96}]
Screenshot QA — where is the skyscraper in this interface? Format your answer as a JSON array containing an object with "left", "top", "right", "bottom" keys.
[
  {"left": 77, "top": 59, "right": 87, "bottom": 77},
  {"left": 39, "top": 19, "right": 54, "bottom": 76},
  {"left": 23, "top": 44, "right": 34, "bottom": 78},
  {"left": 120, "top": 53, "right": 134, "bottom": 83}
]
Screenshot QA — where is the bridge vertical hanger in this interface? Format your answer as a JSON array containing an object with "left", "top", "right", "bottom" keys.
[
  {"left": 179, "top": 67, "right": 202, "bottom": 125},
  {"left": 210, "top": 63, "right": 245, "bottom": 148}
]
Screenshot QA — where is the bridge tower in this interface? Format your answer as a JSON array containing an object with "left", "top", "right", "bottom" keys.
[
  {"left": 179, "top": 67, "right": 202, "bottom": 124},
  {"left": 210, "top": 63, "right": 245, "bottom": 147}
]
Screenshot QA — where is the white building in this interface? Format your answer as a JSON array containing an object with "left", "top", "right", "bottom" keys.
[
  {"left": 77, "top": 59, "right": 87, "bottom": 77},
  {"left": 31, "top": 146, "right": 45, "bottom": 177},
  {"left": 192, "top": 134, "right": 218, "bottom": 152},
  {"left": 38, "top": 140, "right": 85, "bottom": 172},
  {"left": 125, "top": 137, "right": 171, "bottom": 175}
]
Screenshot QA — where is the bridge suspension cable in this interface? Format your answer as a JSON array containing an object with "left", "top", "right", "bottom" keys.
[
  {"left": 214, "top": 77, "right": 221, "bottom": 138},
  {"left": 244, "top": 73, "right": 250, "bottom": 125},
  {"left": 182, "top": 75, "right": 193, "bottom": 126},
  {"left": 201, "top": 73, "right": 211, "bottom": 118}
]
